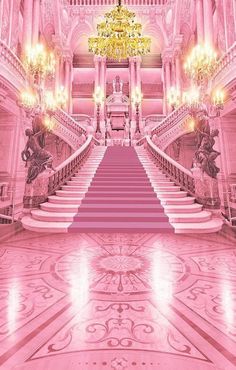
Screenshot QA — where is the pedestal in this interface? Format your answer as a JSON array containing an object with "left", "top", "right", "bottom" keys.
[
  {"left": 23, "top": 170, "right": 51, "bottom": 209},
  {"left": 192, "top": 167, "right": 221, "bottom": 209}
]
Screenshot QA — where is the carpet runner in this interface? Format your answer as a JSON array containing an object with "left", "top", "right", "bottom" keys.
[{"left": 68, "top": 147, "right": 173, "bottom": 232}]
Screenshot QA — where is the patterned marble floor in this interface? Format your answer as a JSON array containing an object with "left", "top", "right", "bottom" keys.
[{"left": 0, "top": 231, "right": 235, "bottom": 370}]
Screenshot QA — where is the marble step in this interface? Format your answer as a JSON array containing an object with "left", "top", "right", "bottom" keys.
[
  {"left": 48, "top": 196, "right": 83, "bottom": 204},
  {"left": 21, "top": 216, "right": 223, "bottom": 234},
  {"left": 161, "top": 197, "right": 195, "bottom": 205},
  {"left": 164, "top": 203, "right": 203, "bottom": 213},
  {"left": 155, "top": 191, "right": 188, "bottom": 198},
  {"left": 31, "top": 210, "right": 170, "bottom": 222}
]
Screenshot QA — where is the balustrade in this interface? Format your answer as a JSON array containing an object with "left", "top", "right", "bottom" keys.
[
  {"left": 213, "top": 41, "right": 236, "bottom": 83},
  {"left": 53, "top": 108, "right": 87, "bottom": 136},
  {"left": 71, "top": 114, "right": 91, "bottom": 125},
  {"left": 0, "top": 40, "right": 26, "bottom": 84},
  {"left": 68, "top": 0, "right": 167, "bottom": 5},
  {"left": 145, "top": 136, "right": 195, "bottom": 195},
  {"left": 48, "top": 135, "right": 99, "bottom": 195}
]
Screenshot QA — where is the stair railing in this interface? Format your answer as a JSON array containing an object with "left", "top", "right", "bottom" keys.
[
  {"left": 0, "top": 40, "right": 27, "bottom": 84},
  {"left": 53, "top": 108, "right": 87, "bottom": 136},
  {"left": 145, "top": 136, "right": 195, "bottom": 196},
  {"left": 48, "top": 135, "right": 99, "bottom": 195}
]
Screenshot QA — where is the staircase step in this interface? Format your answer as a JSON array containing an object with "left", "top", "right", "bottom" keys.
[
  {"left": 41, "top": 203, "right": 80, "bottom": 212},
  {"left": 161, "top": 197, "right": 195, "bottom": 205},
  {"left": 164, "top": 203, "right": 203, "bottom": 213},
  {"left": 32, "top": 209, "right": 77, "bottom": 222},
  {"left": 77, "top": 204, "right": 166, "bottom": 212},
  {"left": 172, "top": 219, "right": 223, "bottom": 233},
  {"left": 85, "top": 192, "right": 158, "bottom": 198},
  {"left": 68, "top": 221, "right": 174, "bottom": 233},
  {"left": 56, "top": 190, "right": 86, "bottom": 197},
  {"left": 153, "top": 186, "right": 180, "bottom": 191},
  {"left": 48, "top": 196, "right": 83, "bottom": 204},
  {"left": 82, "top": 198, "right": 161, "bottom": 204},
  {"left": 156, "top": 191, "right": 188, "bottom": 198},
  {"left": 168, "top": 211, "right": 211, "bottom": 223},
  {"left": 32, "top": 210, "right": 169, "bottom": 222}
]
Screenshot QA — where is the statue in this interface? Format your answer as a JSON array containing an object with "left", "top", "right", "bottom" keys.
[
  {"left": 32, "top": 112, "right": 46, "bottom": 148},
  {"left": 194, "top": 128, "right": 220, "bottom": 179},
  {"left": 113, "top": 75, "right": 123, "bottom": 94},
  {"left": 22, "top": 129, "right": 54, "bottom": 184}
]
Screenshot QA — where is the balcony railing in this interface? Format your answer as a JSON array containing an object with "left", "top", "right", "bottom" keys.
[
  {"left": 213, "top": 41, "right": 236, "bottom": 84},
  {"left": 68, "top": 0, "right": 167, "bottom": 5}
]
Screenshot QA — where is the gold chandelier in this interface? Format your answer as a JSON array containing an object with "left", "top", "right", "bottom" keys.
[
  {"left": 88, "top": 0, "right": 151, "bottom": 61},
  {"left": 184, "top": 44, "right": 218, "bottom": 84}
]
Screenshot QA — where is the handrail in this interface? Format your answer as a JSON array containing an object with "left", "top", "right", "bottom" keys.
[
  {"left": 68, "top": 0, "right": 167, "bottom": 5},
  {"left": 151, "top": 105, "right": 189, "bottom": 137},
  {"left": 0, "top": 40, "right": 26, "bottom": 83},
  {"left": 48, "top": 135, "right": 98, "bottom": 195},
  {"left": 145, "top": 136, "right": 195, "bottom": 195},
  {"left": 53, "top": 108, "right": 87, "bottom": 136},
  {"left": 213, "top": 41, "right": 236, "bottom": 82},
  {"left": 71, "top": 114, "right": 91, "bottom": 125}
]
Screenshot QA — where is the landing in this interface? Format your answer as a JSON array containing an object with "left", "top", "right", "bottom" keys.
[{"left": 0, "top": 230, "right": 235, "bottom": 370}]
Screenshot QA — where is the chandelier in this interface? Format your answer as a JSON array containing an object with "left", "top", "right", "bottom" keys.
[
  {"left": 20, "top": 43, "right": 68, "bottom": 130},
  {"left": 88, "top": 0, "right": 151, "bottom": 61},
  {"left": 184, "top": 44, "right": 218, "bottom": 85}
]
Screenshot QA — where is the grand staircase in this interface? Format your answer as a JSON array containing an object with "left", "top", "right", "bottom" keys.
[{"left": 22, "top": 146, "right": 223, "bottom": 233}]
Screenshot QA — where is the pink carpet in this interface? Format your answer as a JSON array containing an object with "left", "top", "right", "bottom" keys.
[{"left": 68, "top": 147, "right": 174, "bottom": 232}]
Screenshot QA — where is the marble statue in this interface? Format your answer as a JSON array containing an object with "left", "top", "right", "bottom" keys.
[
  {"left": 113, "top": 75, "right": 123, "bottom": 94},
  {"left": 194, "top": 127, "right": 220, "bottom": 179},
  {"left": 22, "top": 129, "right": 54, "bottom": 184}
]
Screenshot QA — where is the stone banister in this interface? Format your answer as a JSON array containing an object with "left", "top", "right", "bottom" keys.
[
  {"left": 71, "top": 114, "right": 92, "bottom": 125},
  {"left": 145, "top": 136, "right": 195, "bottom": 196},
  {"left": 212, "top": 41, "right": 236, "bottom": 87},
  {"left": 52, "top": 108, "right": 88, "bottom": 150},
  {"left": 0, "top": 40, "right": 27, "bottom": 90},
  {"left": 48, "top": 135, "right": 99, "bottom": 195},
  {"left": 146, "top": 44, "right": 236, "bottom": 150}
]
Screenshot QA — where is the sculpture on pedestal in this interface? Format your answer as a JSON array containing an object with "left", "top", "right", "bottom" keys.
[
  {"left": 113, "top": 75, "right": 123, "bottom": 94},
  {"left": 22, "top": 127, "right": 53, "bottom": 184},
  {"left": 194, "top": 108, "right": 220, "bottom": 179}
]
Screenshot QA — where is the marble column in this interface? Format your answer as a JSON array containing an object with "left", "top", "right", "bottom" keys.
[
  {"left": 0, "top": 0, "right": 3, "bottom": 37},
  {"left": 129, "top": 57, "right": 136, "bottom": 120},
  {"left": 171, "top": 59, "right": 176, "bottom": 87},
  {"left": 196, "top": 0, "right": 204, "bottom": 43},
  {"left": 7, "top": 0, "right": 13, "bottom": 47},
  {"left": 222, "top": 0, "right": 229, "bottom": 49},
  {"left": 203, "top": 0, "right": 214, "bottom": 45},
  {"left": 32, "top": 0, "right": 40, "bottom": 45},
  {"left": 22, "top": 0, "right": 33, "bottom": 52},
  {"left": 55, "top": 54, "right": 61, "bottom": 91},
  {"left": 175, "top": 52, "right": 181, "bottom": 89},
  {"left": 233, "top": 0, "right": 236, "bottom": 35},
  {"left": 64, "top": 57, "right": 72, "bottom": 112},
  {"left": 164, "top": 59, "right": 171, "bottom": 113},
  {"left": 135, "top": 56, "right": 142, "bottom": 121},
  {"left": 94, "top": 56, "right": 100, "bottom": 119},
  {"left": 100, "top": 57, "right": 106, "bottom": 120}
]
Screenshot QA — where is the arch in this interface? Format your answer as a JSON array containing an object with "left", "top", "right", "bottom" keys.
[
  {"left": 143, "top": 22, "right": 168, "bottom": 52},
  {"left": 66, "top": 20, "right": 93, "bottom": 53}
]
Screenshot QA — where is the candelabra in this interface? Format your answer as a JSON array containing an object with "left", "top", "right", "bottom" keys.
[
  {"left": 167, "top": 44, "right": 225, "bottom": 180},
  {"left": 93, "top": 86, "right": 104, "bottom": 136},
  {"left": 132, "top": 86, "right": 143, "bottom": 134},
  {"left": 19, "top": 43, "right": 68, "bottom": 131}
]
